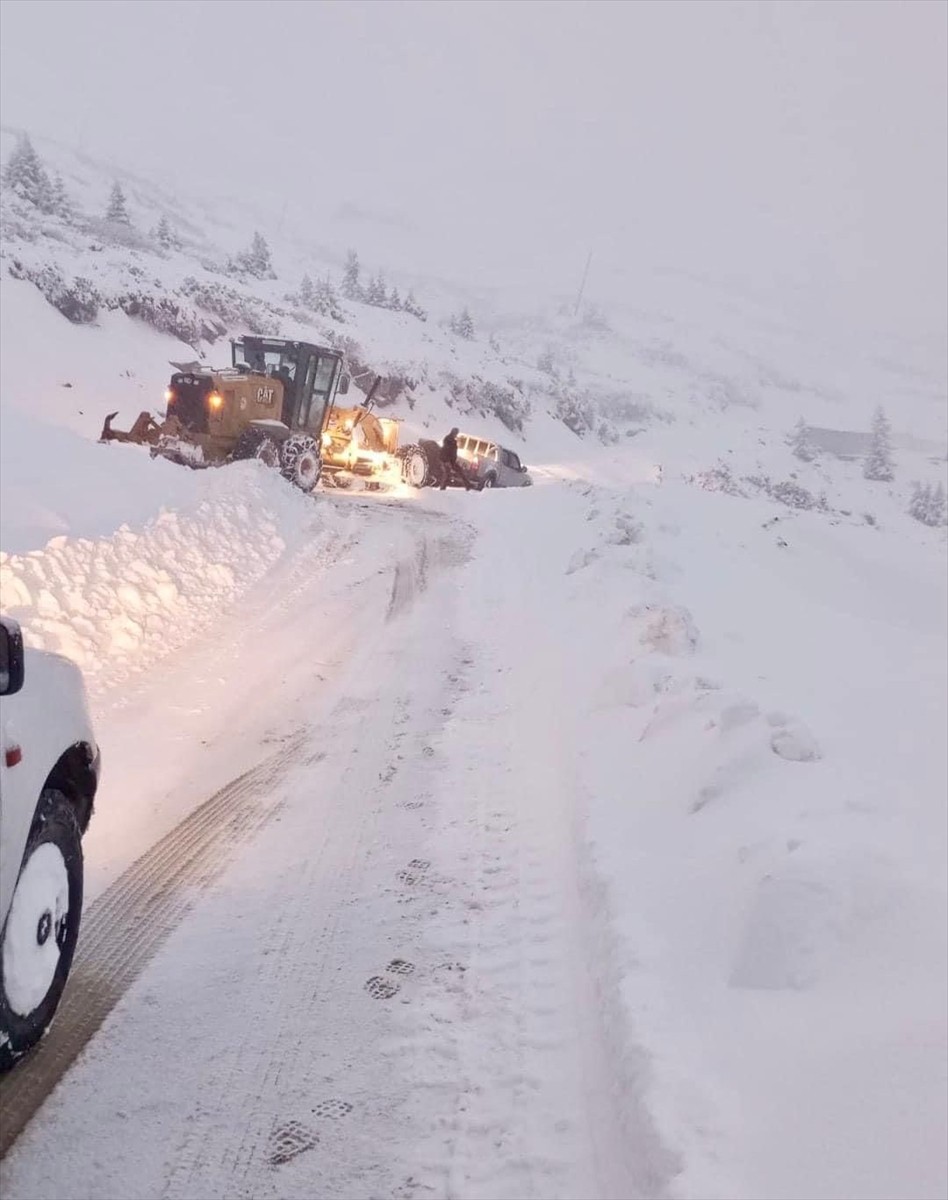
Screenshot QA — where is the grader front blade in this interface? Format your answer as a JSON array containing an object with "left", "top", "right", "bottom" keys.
[{"left": 100, "top": 411, "right": 169, "bottom": 445}]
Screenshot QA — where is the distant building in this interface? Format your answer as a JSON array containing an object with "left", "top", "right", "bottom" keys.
[
  {"left": 806, "top": 428, "right": 873, "bottom": 460},
  {"left": 806, "top": 426, "right": 947, "bottom": 462}
]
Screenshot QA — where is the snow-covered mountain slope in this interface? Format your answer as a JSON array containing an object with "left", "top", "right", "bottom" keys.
[
  {"left": 1, "top": 129, "right": 946, "bottom": 1200},
  {"left": 2, "top": 124, "right": 945, "bottom": 460}
]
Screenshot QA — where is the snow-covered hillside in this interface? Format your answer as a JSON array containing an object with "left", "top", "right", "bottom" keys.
[{"left": 1, "top": 128, "right": 946, "bottom": 1200}]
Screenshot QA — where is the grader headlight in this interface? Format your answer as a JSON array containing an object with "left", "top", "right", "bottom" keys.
[{"left": 207, "top": 391, "right": 224, "bottom": 411}]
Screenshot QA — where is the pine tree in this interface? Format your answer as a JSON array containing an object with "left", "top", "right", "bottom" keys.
[
  {"left": 342, "top": 249, "right": 362, "bottom": 300},
  {"left": 388, "top": 286, "right": 402, "bottom": 311},
  {"left": 455, "top": 307, "right": 475, "bottom": 340},
  {"left": 909, "top": 482, "right": 931, "bottom": 523},
  {"left": 909, "top": 481, "right": 947, "bottom": 526},
  {"left": 790, "top": 416, "right": 817, "bottom": 462},
  {"left": 316, "top": 276, "right": 344, "bottom": 322},
  {"left": 403, "top": 289, "right": 426, "bottom": 321},
  {"left": 50, "top": 173, "right": 71, "bottom": 219},
  {"left": 248, "top": 231, "right": 274, "bottom": 278},
  {"left": 489, "top": 332, "right": 501, "bottom": 354},
  {"left": 863, "top": 406, "right": 894, "bottom": 481},
  {"left": 367, "top": 272, "right": 387, "bottom": 306},
  {"left": 3, "top": 134, "right": 53, "bottom": 210},
  {"left": 105, "top": 181, "right": 131, "bottom": 225},
  {"left": 154, "top": 214, "right": 173, "bottom": 249},
  {"left": 299, "top": 273, "right": 316, "bottom": 307}
]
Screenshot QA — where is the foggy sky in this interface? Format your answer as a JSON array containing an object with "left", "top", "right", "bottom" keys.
[{"left": 1, "top": 0, "right": 945, "bottom": 343}]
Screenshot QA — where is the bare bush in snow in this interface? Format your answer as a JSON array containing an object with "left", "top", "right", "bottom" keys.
[
  {"left": 178, "top": 276, "right": 281, "bottom": 336},
  {"left": 553, "top": 390, "right": 595, "bottom": 437},
  {"left": 8, "top": 260, "right": 100, "bottom": 323},
  {"left": 109, "top": 291, "right": 209, "bottom": 347},
  {"left": 443, "top": 373, "right": 529, "bottom": 433},
  {"left": 770, "top": 480, "right": 820, "bottom": 510},
  {"left": 744, "top": 474, "right": 826, "bottom": 511},
  {"left": 688, "top": 463, "right": 746, "bottom": 496}
]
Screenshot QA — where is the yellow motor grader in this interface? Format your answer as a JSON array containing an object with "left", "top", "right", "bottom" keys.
[{"left": 100, "top": 336, "right": 430, "bottom": 491}]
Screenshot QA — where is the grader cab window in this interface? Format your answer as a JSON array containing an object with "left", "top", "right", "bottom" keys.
[
  {"left": 313, "top": 356, "right": 336, "bottom": 403},
  {"left": 263, "top": 351, "right": 296, "bottom": 381},
  {"left": 294, "top": 354, "right": 318, "bottom": 430},
  {"left": 301, "top": 356, "right": 338, "bottom": 433},
  {"left": 232, "top": 339, "right": 300, "bottom": 381}
]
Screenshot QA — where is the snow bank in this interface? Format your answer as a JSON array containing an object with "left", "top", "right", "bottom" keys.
[
  {"left": 563, "top": 474, "right": 948, "bottom": 1200},
  {"left": 0, "top": 462, "right": 322, "bottom": 693}
]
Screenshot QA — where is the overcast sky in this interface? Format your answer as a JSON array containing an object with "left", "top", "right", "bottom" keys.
[{"left": 1, "top": 0, "right": 945, "bottom": 342}]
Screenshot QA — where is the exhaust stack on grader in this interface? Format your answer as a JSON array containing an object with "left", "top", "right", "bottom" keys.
[{"left": 100, "top": 336, "right": 430, "bottom": 492}]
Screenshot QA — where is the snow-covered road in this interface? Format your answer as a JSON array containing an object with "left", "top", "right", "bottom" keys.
[
  {"left": 1, "top": 462, "right": 945, "bottom": 1200},
  {"left": 0, "top": 484, "right": 672, "bottom": 1200}
]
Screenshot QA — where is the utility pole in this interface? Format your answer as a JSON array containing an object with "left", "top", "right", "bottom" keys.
[{"left": 573, "top": 250, "right": 592, "bottom": 318}]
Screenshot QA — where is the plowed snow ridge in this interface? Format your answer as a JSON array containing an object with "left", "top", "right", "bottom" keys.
[{"left": 0, "top": 462, "right": 330, "bottom": 691}]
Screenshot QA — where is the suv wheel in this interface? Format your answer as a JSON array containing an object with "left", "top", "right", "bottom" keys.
[
  {"left": 482, "top": 473, "right": 497, "bottom": 490},
  {"left": 0, "top": 789, "right": 84, "bottom": 1071}
]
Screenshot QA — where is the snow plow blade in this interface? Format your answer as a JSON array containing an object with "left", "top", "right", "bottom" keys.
[{"left": 99, "top": 411, "right": 166, "bottom": 445}]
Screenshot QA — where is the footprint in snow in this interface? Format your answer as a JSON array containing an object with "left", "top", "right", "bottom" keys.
[
  {"left": 365, "top": 975, "right": 400, "bottom": 1000},
  {"left": 312, "top": 1099, "right": 353, "bottom": 1120},
  {"left": 267, "top": 1120, "right": 319, "bottom": 1167}
]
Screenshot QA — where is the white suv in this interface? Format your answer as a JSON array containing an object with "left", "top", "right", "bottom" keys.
[
  {"left": 0, "top": 616, "right": 100, "bottom": 1070},
  {"left": 455, "top": 434, "right": 532, "bottom": 489}
]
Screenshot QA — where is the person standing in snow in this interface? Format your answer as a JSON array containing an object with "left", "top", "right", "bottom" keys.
[{"left": 440, "top": 427, "right": 475, "bottom": 490}]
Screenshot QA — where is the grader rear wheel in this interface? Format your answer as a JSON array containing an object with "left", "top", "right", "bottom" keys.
[{"left": 280, "top": 435, "right": 322, "bottom": 493}]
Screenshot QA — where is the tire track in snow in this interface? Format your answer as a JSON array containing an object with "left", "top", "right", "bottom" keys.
[
  {"left": 0, "top": 732, "right": 309, "bottom": 1160},
  {"left": 158, "top": 539, "right": 475, "bottom": 1199},
  {"left": 157, "top": 698, "right": 386, "bottom": 1198}
]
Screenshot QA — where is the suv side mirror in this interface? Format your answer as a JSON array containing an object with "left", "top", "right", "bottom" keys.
[
  {"left": 0, "top": 617, "right": 25, "bottom": 696},
  {"left": 337, "top": 373, "right": 350, "bottom": 396}
]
